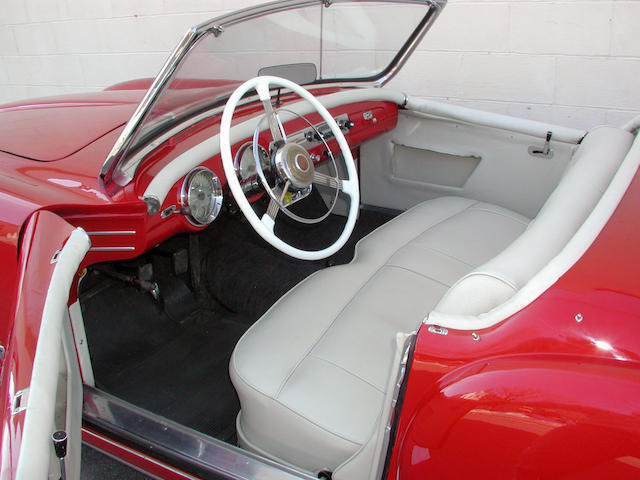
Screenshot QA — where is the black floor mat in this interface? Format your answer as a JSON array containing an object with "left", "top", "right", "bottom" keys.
[
  {"left": 80, "top": 197, "right": 394, "bottom": 442},
  {"left": 80, "top": 276, "right": 248, "bottom": 441},
  {"left": 204, "top": 198, "right": 393, "bottom": 319}
]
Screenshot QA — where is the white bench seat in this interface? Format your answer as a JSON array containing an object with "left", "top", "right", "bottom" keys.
[
  {"left": 230, "top": 197, "right": 529, "bottom": 473},
  {"left": 230, "top": 126, "right": 633, "bottom": 476}
]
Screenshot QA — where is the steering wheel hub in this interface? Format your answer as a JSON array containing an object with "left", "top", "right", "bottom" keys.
[{"left": 274, "top": 143, "right": 315, "bottom": 189}]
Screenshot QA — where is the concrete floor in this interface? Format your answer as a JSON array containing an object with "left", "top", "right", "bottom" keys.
[{"left": 81, "top": 445, "right": 152, "bottom": 479}]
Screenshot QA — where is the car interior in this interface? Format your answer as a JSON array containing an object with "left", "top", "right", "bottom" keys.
[
  {"left": 76, "top": 79, "right": 636, "bottom": 477},
  {"left": 6, "top": 1, "right": 639, "bottom": 478}
]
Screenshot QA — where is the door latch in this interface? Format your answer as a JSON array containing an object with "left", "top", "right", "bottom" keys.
[{"left": 528, "top": 131, "right": 554, "bottom": 159}]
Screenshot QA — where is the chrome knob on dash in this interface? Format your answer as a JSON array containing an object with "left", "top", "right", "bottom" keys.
[{"left": 338, "top": 119, "right": 354, "bottom": 130}]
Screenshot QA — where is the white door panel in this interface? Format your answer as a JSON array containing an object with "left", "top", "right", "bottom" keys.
[
  {"left": 361, "top": 110, "right": 579, "bottom": 218},
  {"left": 12, "top": 211, "right": 90, "bottom": 480}
]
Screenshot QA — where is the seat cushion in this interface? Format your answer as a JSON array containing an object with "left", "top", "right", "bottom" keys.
[{"left": 230, "top": 196, "right": 529, "bottom": 473}]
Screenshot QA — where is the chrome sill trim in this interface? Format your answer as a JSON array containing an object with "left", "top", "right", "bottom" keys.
[
  {"left": 99, "top": 0, "right": 445, "bottom": 193},
  {"left": 83, "top": 386, "right": 316, "bottom": 480},
  {"left": 88, "top": 247, "right": 136, "bottom": 252}
]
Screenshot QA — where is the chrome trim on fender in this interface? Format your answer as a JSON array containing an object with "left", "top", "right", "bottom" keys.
[
  {"left": 86, "top": 231, "right": 137, "bottom": 236},
  {"left": 88, "top": 247, "right": 136, "bottom": 252},
  {"left": 99, "top": 0, "right": 445, "bottom": 193},
  {"left": 378, "top": 333, "right": 415, "bottom": 479},
  {"left": 83, "top": 386, "right": 316, "bottom": 480}
]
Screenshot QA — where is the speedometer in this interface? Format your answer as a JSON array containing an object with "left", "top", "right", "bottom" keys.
[{"left": 180, "top": 167, "right": 223, "bottom": 226}]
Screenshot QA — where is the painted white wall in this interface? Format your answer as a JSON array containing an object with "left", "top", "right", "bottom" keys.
[{"left": 0, "top": 0, "right": 638, "bottom": 130}]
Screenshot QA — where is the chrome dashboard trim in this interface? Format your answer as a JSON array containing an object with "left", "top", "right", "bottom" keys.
[
  {"left": 99, "top": 0, "right": 445, "bottom": 194},
  {"left": 83, "top": 386, "right": 316, "bottom": 480}
]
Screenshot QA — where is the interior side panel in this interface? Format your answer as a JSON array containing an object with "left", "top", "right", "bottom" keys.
[{"left": 360, "top": 110, "right": 578, "bottom": 218}]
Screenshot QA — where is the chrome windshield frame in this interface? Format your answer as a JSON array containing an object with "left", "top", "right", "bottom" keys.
[{"left": 99, "top": 0, "right": 445, "bottom": 194}]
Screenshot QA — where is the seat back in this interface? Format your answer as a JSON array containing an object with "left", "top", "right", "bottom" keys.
[{"left": 434, "top": 126, "right": 635, "bottom": 316}]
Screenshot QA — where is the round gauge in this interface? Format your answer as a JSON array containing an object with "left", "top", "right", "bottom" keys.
[
  {"left": 180, "top": 167, "right": 223, "bottom": 226},
  {"left": 234, "top": 142, "right": 270, "bottom": 181}
]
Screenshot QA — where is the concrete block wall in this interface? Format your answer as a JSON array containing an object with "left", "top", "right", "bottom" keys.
[
  {"left": 1, "top": 0, "right": 639, "bottom": 130},
  {"left": 389, "top": 0, "right": 640, "bottom": 129}
]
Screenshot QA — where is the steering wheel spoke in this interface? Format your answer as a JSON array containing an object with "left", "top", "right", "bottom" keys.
[
  {"left": 313, "top": 171, "right": 342, "bottom": 190},
  {"left": 256, "top": 79, "right": 287, "bottom": 144},
  {"left": 266, "top": 197, "right": 280, "bottom": 219},
  {"left": 277, "top": 181, "right": 292, "bottom": 204}
]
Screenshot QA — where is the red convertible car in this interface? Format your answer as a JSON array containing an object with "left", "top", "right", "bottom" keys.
[{"left": 1, "top": 1, "right": 639, "bottom": 478}]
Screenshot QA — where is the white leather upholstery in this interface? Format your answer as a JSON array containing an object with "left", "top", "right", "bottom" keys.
[
  {"left": 434, "top": 126, "right": 634, "bottom": 316},
  {"left": 230, "top": 125, "right": 632, "bottom": 476},
  {"left": 230, "top": 197, "right": 529, "bottom": 474}
]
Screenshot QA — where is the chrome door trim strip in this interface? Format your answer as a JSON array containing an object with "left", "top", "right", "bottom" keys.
[{"left": 83, "top": 386, "right": 316, "bottom": 480}]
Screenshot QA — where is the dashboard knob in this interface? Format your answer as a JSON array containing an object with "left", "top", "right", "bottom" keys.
[{"left": 338, "top": 119, "right": 354, "bottom": 130}]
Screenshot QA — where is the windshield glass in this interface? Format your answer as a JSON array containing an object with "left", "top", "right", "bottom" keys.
[
  {"left": 102, "top": 1, "right": 441, "bottom": 190},
  {"left": 137, "top": 2, "right": 429, "bottom": 144}
]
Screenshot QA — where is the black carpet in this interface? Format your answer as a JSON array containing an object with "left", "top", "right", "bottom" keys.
[
  {"left": 80, "top": 190, "right": 394, "bottom": 443},
  {"left": 82, "top": 445, "right": 152, "bottom": 479},
  {"left": 204, "top": 193, "right": 393, "bottom": 319},
  {"left": 80, "top": 275, "right": 248, "bottom": 441}
]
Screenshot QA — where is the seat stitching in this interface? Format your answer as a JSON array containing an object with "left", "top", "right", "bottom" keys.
[
  {"left": 307, "top": 354, "right": 386, "bottom": 394},
  {"left": 274, "top": 200, "right": 482, "bottom": 398},
  {"left": 405, "top": 208, "right": 530, "bottom": 268},
  {"left": 383, "top": 264, "right": 452, "bottom": 288},
  {"left": 237, "top": 369, "right": 365, "bottom": 446},
  {"left": 459, "top": 271, "right": 519, "bottom": 291},
  {"left": 467, "top": 205, "right": 530, "bottom": 226},
  {"left": 393, "top": 243, "right": 476, "bottom": 268}
]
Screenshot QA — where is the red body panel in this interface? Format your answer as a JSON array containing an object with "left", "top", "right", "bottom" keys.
[
  {"left": 83, "top": 428, "right": 196, "bottom": 480},
  {"left": 0, "top": 211, "right": 76, "bottom": 479},
  {"left": 2, "top": 79, "right": 638, "bottom": 479},
  {"left": 0, "top": 91, "right": 142, "bottom": 161},
  {"left": 388, "top": 164, "right": 640, "bottom": 478},
  {"left": 0, "top": 87, "right": 397, "bottom": 272}
]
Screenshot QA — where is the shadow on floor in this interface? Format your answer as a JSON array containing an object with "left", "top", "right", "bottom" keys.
[{"left": 81, "top": 445, "right": 152, "bottom": 479}]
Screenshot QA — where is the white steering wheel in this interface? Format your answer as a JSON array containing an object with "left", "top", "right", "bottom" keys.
[{"left": 220, "top": 76, "right": 360, "bottom": 260}]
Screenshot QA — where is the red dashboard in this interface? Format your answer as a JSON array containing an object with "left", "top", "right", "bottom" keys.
[{"left": 61, "top": 98, "right": 398, "bottom": 271}]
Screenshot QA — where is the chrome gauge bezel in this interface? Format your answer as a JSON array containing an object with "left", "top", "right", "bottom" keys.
[
  {"left": 179, "top": 167, "right": 223, "bottom": 226},
  {"left": 233, "top": 142, "right": 270, "bottom": 181}
]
